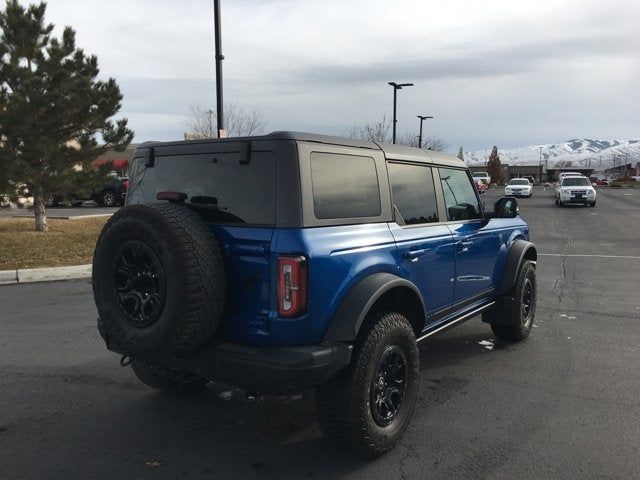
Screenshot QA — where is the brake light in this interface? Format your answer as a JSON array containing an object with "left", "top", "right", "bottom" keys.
[
  {"left": 122, "top": 179, "right": 129, "bottom": 190},
  {"left": 277, "top": 256, "right": 307, "bottom": 318}
]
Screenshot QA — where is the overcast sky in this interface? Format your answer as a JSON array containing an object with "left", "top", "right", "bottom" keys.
[{"left": 42, "top": 0, "right": 640, "bottom": 151}]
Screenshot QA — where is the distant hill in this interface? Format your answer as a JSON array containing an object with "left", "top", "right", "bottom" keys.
[{"left": 466, "top": 139, "right": 640, "bottom": 170}]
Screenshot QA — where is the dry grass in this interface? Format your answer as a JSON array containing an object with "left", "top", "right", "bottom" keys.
[{"left": 0, "top": 216, "right": 109, "bottom": 270}]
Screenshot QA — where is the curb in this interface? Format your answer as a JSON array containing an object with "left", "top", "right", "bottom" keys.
[
  {"left": 0, "top": 264, "right": 92, "bottom": 285},
  {"left": 10, "top": 213, "right": 113, "bottom": 220}
]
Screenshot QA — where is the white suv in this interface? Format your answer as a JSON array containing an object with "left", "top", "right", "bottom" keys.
[{"left": 555, "top": 176, "right": 596, "bottom": 207}]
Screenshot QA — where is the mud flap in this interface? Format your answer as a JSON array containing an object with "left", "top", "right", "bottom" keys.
[{"left": 482, "top": 296, "right": 516, "bottom": 325}]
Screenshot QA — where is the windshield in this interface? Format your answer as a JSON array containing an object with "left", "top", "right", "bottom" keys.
[
  {"left": 562, "top": 177, "right": 591, "bottom": 186},
  {"left": 472, "top": 172, "right": 488, "bottom": 177},
  {"left": 508, "top": 179, "right": 529, "bottom": 185}
]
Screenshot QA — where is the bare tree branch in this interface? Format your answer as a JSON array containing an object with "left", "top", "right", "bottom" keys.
[
  {"left": 185, "top": 102, "right": 268, "bottom": 139},
  {"left": 343, "top": 116, "right": 446, "bottom": 152}
]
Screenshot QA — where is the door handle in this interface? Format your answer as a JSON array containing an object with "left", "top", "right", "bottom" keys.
[
  {"left": 402, "top": 248, "right": 430, "bottom": 260},
  {"left": 457, "top": 240, "right": 473, "bottom": 251}
]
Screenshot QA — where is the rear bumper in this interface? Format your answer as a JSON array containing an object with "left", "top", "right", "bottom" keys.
[{"left": 98, "top": 319, "right": 352, "bottom": 393}]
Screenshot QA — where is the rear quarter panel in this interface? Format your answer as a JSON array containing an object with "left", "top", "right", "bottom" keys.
[{"left": 270, "top": 223, "right": 397, "bottom": 345}]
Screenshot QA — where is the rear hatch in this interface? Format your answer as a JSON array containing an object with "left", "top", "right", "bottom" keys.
[{"left": 127, "top": 144, "right": 277, "bottom": 345}]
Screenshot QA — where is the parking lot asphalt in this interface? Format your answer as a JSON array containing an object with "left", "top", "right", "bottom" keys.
[{"left": 1, "top": 187, "right": 639, "bottom": 479}]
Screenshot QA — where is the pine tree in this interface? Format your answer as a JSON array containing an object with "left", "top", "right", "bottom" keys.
[
  {"left": 487, "top": 146, "right": 503, "bottom": 184},
  {"left": 0, "top": 1, "right": 133, "bottom": 231}
]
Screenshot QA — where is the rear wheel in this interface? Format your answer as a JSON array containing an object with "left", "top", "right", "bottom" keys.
[
  {"left": 131, "top": 359, "right": 207, "bottom": 395},
  {"left": 316, "top": 311, "right": 419, "bottom": 458},
  {"left": 490, "top": 261, "right": 536, "bottom": 342},
  {"left": 99, "top": 189, "right": 118, "bottom": 207}
]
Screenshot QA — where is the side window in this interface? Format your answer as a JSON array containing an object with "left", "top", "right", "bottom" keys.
[
  {"left": 387, "top": 162, "right": 439, "bottom": 225},
  {"left": 438, "top": 168, "right": 482, "bottom": 221},
  {"left": 310, "top": 152, "right": 381, "bottom": 219}
]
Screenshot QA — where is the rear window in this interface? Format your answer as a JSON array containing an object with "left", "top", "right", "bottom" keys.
[
  {"left": 388, "top": 162, "right": 439, "bottom": 225},
  {"left": 127, "top": 152, "right": 276, "bottom": 225},
  {"left": 310, "top": 152, "right": 381, "bottom": 219},
  {"left": 472, "top": 172, "right": 488, "bottom": 177}
]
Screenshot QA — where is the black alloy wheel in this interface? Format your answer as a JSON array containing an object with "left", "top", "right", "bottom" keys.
[
  {"left": 113, "top": 241, "right": 166, "bottom": 328},
  {"left": 102, "top": 190, "right": 117, "bottom": 207},
  {"left": 370, "top": 346, "right": 407, "bottom": 427}
]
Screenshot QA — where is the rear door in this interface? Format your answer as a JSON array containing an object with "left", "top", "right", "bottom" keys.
[
  {"left": 127, "top": 146, "right": 277, "bottom": 342},
  {"left": 436, "top": 167, "right": 501, "bottom": 304},
  {"left": 387, "top": 161, "right": 455, "bottom": 325}
]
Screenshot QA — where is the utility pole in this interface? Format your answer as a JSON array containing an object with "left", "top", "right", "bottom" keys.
[
  {"left": 388, "top": 82, "right": 413, "bottom": 144},
  {"left": 213, "top": 0, "right": 224, "bottom": 138},
  {"left": 417, "top": 115, "right": 434, "bottom": 148}
]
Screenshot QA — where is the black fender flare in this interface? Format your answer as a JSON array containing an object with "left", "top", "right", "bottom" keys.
[
  {"left": 323, "top": 273, "right": 427, "bottom": 343},
  {"left": 496, "top": 239, "right": 537, "bottom": 296}
]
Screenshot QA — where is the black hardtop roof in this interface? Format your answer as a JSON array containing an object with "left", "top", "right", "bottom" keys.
[{"left": 136, "top": 131, "right": 464, "bottom": 167}]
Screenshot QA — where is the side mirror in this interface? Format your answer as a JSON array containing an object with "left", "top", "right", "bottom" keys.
[{"left": 494, "top": 197, "right": 519, "bottom": 218}]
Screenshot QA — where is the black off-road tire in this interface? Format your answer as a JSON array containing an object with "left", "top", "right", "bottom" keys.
[
  {"left": 93, "top": 202, "right": 227, "bottom": 357},
  {"left": 315, "top": 311, "right": 420, "bottom": 458},
  {"left": 131, "top": 359, "right": 207, "bottom": 395},
  {"left": 490, "top": 261, "right": 536, "bottom": 342}
]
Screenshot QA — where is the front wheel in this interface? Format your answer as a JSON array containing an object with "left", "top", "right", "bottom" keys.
[
  {"left": 316, "top": 311, "right": 419, "bottom": 458},
  {"left": 491, "top": 261, "right": 537, "bottom": 342},
  {"left": 589, "top": 201, "right": 596, "bottom": 207}
]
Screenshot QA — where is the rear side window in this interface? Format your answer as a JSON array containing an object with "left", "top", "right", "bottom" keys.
[
  {"left": 387, "top": 162, "right": 439, "bottom": 225},
  {"left": 310, "top": 152, "right": 381, "bottom": 219},
  {"left": 438, "top": 168, "right": 482, "bottom": 221},
  {"left": 127, "top": 152, "right": 276, "bottom": 225}
]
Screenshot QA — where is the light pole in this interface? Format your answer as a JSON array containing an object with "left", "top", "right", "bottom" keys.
[
  {"left": 388, "top": 82, "right": 413, "bottom": 144},
  {"left": 539, "top": 146, "right": 543, "bottom": 183},
  {"left": 213, "top": 0, "right": 224, "bottom": 138},
  {"left": 417, "top": 115, "right": 434, "bottom": 148}
]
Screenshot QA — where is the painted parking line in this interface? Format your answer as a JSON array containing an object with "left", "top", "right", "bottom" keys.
[{"left": 539, "top": 253, "right": 640, "bottom": 259}]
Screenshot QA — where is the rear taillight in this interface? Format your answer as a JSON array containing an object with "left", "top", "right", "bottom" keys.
[
  {"left": 122, "top": 179, "right": 129, "bottom": 189},
  {"left": 277, "top": 256, "right": 307, "bottom": 318}
]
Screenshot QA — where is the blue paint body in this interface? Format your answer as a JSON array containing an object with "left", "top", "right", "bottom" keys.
[{"left": 210, "top": 216, "right": 529, "bottom": 347}]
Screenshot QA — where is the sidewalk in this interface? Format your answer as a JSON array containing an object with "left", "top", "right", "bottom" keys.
[{"left": 0, "top": 264, "right": 92, "bottom": 285}]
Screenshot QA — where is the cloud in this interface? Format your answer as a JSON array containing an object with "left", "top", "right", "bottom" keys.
[{"left": 37, "top": 0, "right": 640, "bottom": 150}]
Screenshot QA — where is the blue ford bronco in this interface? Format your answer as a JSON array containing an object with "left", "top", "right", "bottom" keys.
[{"left": 93, "top": 132, "right": 537, "bottom": 457}]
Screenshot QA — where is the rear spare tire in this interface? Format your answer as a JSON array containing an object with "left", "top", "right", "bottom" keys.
[{"left": 93, "top": 202, "right": 226, "bottom": 357}]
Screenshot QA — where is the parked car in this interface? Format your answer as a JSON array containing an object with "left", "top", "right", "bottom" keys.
[
  {"left": 555, "top": 175, "right": 596, "bottom": 207},
  {"left": 505, "top": 178, "right": 533, "bottom": 197},
  {"left": 47, "top": 175, "right": 128, "bottom": 207},
  {"left": 472, "top": 171, "right": 491, "bottom": 184},
  {"left": 589, "top": 177, "right": 609, "bottom": 186},
  {"left": 92, "top": 132, "right": 538, "bottom": 458}
]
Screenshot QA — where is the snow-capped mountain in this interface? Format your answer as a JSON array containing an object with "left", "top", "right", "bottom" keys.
[{"left": 466, "top": 139, "right": 640, "bottom": 170}]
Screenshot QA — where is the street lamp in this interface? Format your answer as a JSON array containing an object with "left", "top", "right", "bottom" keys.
[
  {"left": 388, "top": 82, "right": 414, "bottom": 144},
  {"left": 417, "top": 115, "right": 434, "bottom": 148}
]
